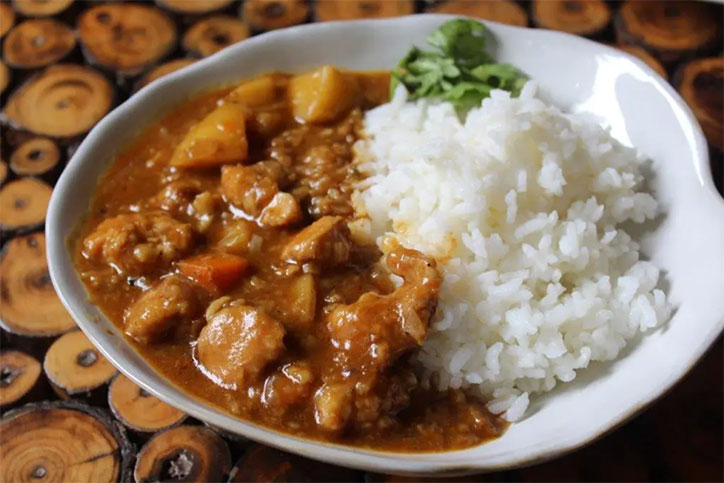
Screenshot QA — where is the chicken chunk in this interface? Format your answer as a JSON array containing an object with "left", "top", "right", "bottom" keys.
[
  {"left": 281, "top": 216, "right": 351, "bottom": 267},
  {"left": 327, "top": 247, "right": 441, "bottom": 372},
  {"left": 82, "top": 212, "right": 194, "bottom": 276},
  {"left": 220, "top": 162, "right": 283, "bottom": 216},
  {"left": 312, "top": 369, "right": 418, "bottom": 432},
  {"left": 313, "top": 382, "right": 354, "bottom": 431},
  {"left": 262, "top": 361, "right": 315, "bottom": 412},
  {"left": 151, "top": 179, "right": 203, "bottom": 214},
  {"left": 311, "top": 248, "right": 440, "bottom": 432},
  {"left": 124, "top": 276, "right": 200, "bottom": 343},
  {"left": 196, "top": 302, "right": 286, "bottom": 388},
  {"left": 259, "top": 192, "right": 302, "bottom": 227}
]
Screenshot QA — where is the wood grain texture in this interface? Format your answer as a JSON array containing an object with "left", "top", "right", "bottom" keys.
[{"left": 0, "top": 1, "right": 721, "bottom": 481}]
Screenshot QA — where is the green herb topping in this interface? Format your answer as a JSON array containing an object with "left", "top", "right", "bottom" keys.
[{"left": 390, "top": 19, "right": 527, "bottom": 110}]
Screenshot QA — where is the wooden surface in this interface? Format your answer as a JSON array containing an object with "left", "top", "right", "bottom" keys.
[{"left": 1, "top": 1, "right": 722, "bottom": 481}]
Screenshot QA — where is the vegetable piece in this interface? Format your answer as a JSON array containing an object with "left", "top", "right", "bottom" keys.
[
  {"left": 170, "top": 103, "right": 249, "bottom": 167},
  {"left": 227, "top": 75, "right": 279, "bottom": 107},
  {"left": 178, "top": 253, "right": 249, "bottom": 291},
  {"left": 216, "top": 219, "right": 254, "bottom": 254},
  {"left": 390, "top": 18, "right": 526, "bottom": 110},
  {"left": 289, "top": 66, "right": 361, "bottom": 123},
  {"left": 286, "top": 274, "right": 316, "bottom": 329},
  {"left": 355, "top": 70, "right": 392, "bottom": 106}
]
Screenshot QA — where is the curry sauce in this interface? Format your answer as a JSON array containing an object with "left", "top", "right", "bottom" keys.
[{"left": 73, "top": 68, "right": 506, "bottom": 451}]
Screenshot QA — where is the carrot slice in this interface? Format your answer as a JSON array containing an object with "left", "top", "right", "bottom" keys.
[{"left": 178, "top": 253, "right": 249, "bottom": 291}]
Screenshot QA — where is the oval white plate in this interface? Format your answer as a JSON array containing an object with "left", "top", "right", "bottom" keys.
[{"left": 47, "top": 15, "right": 724, "bottom": 475}]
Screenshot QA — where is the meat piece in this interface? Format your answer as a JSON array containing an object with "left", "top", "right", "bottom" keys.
[
  {"left": 151, "top": 179, "right": 203, "bottom": 213},
  {"left": 327, "top": 247, "right": 440, "bottom": 372},
  {"left": 151, "top": 181, "right": 221, "bottom": 232},
  {"left": 82, "top": 212, "right": 194, "bottom": 276},
  {"left": 124, "top": 276, "right": 200, "bottom": 343},
  {"left": 196, "top": 302, "right": 286, "bottom": 388},
  {"left": 259, "top": 192, "right": 302, "bottom": 227},
  {"left": 313, "top": 382, "right": 353, "bottom": 431},
  {"left": 311, "top": 248, "right": 440, "bottom": 433},
  {"left": 281, "top": 216, "right": 351, "bottom": 267},
  {"left": 262, "top": 361, "right": 315, "bottom": 411},
  {"left": 220, "top": 162, "right": 283, "bottom": 216},
  {"left": 313, "top": 370, "right": 418, "bottom": 433}
]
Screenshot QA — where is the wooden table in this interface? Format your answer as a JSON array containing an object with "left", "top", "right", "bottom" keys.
[{"left": 1, "top": 1, "right": 722, "bottom": 481}]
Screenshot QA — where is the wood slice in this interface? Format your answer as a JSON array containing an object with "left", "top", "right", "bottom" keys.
[
  {"left": 676, "top": 57, "right": 724, "bottom": 150},
  {"left": 228, "top": 444, "right": 359, "bottom": 482},
  {"left": 2, "top": 64, "right": 113, "bottom": 138},
  {"left": 137, "top": 58, "right": 196, "bottom": 90},
  {"left": 108, "top": 374, "right": 187, "bottom": 433},
  {"left": 183, "top": 16, "right": 250, "bottom": 58},
  {"left": 0, "top": 400, "right": 135, "bottom": 483},
  {"left": 315, "top": 0, "right": 414, "bottom": 21},
  {"left": 134, "top": 425, "right": 231, "bottom": 482},
  {"left": 0, "top": 159, "right": 7, "bottom": 185},
  {"left": 241, "top": 0, "right": 310, "bottom": 31},
  {"left": 0, "top": 60, "right": 9, "bottom": 95},
  {"left": 532, "top": 0, "right": 611, "bottom": 37},
  {"left": 11, "top": 0, "right": 74, "bottom": 17},
  {"left": 0, "top": 351, "right": 44, "bottom": 411},
  {"left": 43, "top": 330, "right": 117, "bottom": 402},
  {"left": 3, "top": 19, "right": 76, "bottom": 69},
  {"left": 615, "top": 44, "right": 668, "bottom": 79},
  {"left": 428, "top": 0, "right": 528, "bottom": 28},
  {"left": 0, "top": 177, "right": 52, "bottom": 233},
  {"left": 0, "top": 232, "right": 77, "bottom": 337},
  {"left": 615, "top": 1, "right": 722, "bottom": 64},
  {"left": 9, "top": 137, "right": 61, "bottom": 177},
  {"left": 157, "top": 0, "right": 235, "bottom": 14},
  {"left": 78, "top": 3, "right": 178, "bottom": 76},
  {"left": 0, "top": 3, "right": 15, "bottom": 38}
]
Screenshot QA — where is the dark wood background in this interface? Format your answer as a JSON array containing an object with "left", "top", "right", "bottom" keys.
[{"left": 0, "top": 1, "right": 722, "bottom": 482}]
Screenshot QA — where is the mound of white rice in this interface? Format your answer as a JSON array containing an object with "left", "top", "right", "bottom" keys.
[{"left": 353, "top": 83, "right": 671, "bottom": 421}]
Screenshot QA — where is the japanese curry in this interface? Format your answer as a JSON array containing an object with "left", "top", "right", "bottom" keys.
[{"left": 73, "top": 67, "right": 506, "bottom": 451}]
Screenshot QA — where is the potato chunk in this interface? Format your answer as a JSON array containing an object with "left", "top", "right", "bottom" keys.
[
  {"left": 289, "top": 66, "right": 360, "bottom": 123},
  {"left": 170, "top": 103, "right": 248, "bottom": 167},
  {"left": 285, "top": 274, "right": 316, "bottom": 329},
  {"left": 227, "top": 75, "right": 278, "bottom": 107},
  {"left": 196, "top": 303, "right": 286, "bottom": 388}
]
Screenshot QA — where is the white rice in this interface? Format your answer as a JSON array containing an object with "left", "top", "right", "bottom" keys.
[{"left": 353, "top": 83, "right": 671, "bottom": 421}]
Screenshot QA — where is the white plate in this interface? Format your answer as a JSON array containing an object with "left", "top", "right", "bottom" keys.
[{"left": 46, "top": 14, "right": 724, "bottom": 475}]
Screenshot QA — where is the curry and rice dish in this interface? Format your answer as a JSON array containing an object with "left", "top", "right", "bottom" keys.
[{"left": 73, "top": 20, "right": 670, "bottom": 451}]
